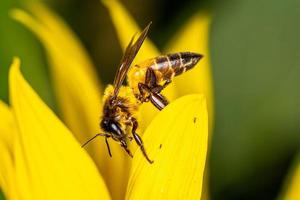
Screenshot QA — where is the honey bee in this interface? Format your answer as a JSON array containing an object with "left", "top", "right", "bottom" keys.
[{"left": 82, "top": 22, "right": 203, "bottom": 164}]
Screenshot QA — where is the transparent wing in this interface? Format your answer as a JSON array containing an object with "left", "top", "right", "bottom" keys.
[{"left": 113, "top": 22, "right": 152, "bottom": 97}]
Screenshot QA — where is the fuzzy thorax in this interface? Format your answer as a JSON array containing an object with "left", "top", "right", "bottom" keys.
[{"left": 102, "top": 84, "right": 139, "bottom": 117}]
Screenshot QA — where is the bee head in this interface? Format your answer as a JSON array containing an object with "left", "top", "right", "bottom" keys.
[{"left": 100, "top": 118, "right": 123, "bottom": 138}]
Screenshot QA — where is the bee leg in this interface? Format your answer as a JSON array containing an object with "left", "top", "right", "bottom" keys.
[
  {"left": 143, "top": 68, "right": 170, "bottom": 110},
  {"left": 138, "top": 82, "right": 169, "bottom": 110},
  {"left": 120, "top": 140, "right": 133, "bottom": 158},
  {"left": 138, "top": 83, "right": 151, "bottom": 102},
  {"left": 82, "top": 133, "right": 113, "bottom": 157},
  {"left": 151, "top": 79, "right": 172, "bottom": 93},
  {"left": 163, "top": 79, "right": 172, "bottom": 87},
  {"left": 128, "top": 136, "right": 133, "bottom": 141},
  {"left": 131, "top": 117, "right": 154, "bottom": 164},
  {"left": 161, "top": 79, "right": 172, "bottom": 90},
  {"left": 145, "top": 68, "right": 171, "bottom": 92},
  {"left": 149, "top": 92, "right": 169, "bottom": 110},
  {"left": 105, "top": 136, "right": 112, "bottom": 157}
]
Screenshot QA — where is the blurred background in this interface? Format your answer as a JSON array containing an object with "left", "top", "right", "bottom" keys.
[{"left": 1, "top": 0, "right": 300, "bottom": 199}]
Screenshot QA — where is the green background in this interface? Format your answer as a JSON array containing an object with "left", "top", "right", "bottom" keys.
[{"left": 1, "top": 0, "right": 300, "bottom": 199}]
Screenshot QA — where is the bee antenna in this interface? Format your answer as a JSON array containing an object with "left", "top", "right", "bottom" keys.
[{"left": 81, "top": 133, "right": 106, "bottom": 148}]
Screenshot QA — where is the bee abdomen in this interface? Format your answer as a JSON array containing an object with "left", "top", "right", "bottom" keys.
[
  {"left": 153, "top": 52, "right": 203, "bottom": 80},
  {"left": 169, "top": 52, "right": 203, "bottom": 75}
]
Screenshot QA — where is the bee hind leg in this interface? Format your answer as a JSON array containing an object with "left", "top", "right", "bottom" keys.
[
  {"left": 136, "top": 67, "right": 157, "bottom": 101},
  {"left": 152, "top": 79, "right": 172, "bottom": 93},
  {"left": 140, "top": 68, "right": 170, "bottom": 110},
  {"left": 145, "top": 68, "right": 171, "bottom": 92},
  {"left": 138, "top": 83, "right": 168, "bottom": 110},
  {"left": 149, "top": 92, "right": 169, "bottom": 110}
]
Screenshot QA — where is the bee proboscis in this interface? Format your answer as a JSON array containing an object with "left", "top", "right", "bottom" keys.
[{"left": 82, "top": 22, "right": 203, "bottom": 164}]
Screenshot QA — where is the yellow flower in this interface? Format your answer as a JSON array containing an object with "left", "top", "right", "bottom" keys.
[{"left": 1, "top": 0, "right": 211, "bottom": 199}]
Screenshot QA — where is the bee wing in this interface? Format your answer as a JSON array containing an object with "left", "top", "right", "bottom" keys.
[{"left": 113, "top": 22, "right": 152, "bottom": 96}]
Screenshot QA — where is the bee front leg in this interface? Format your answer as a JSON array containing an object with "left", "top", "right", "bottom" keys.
[
  {"left": 131, "top": 117, "right": 154, "bottom": 164},
  {"left": 120, "top": 140, "right": 133, "bottom": 158}
]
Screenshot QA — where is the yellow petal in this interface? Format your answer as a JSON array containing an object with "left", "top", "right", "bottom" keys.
[
  {"left": 101, "top": 0, "right": 159, "bottom": 61},
  {"left": 101, "top": 0, "right": 177, "bottom": 133},
  {"left": 278, "top": 155, "right": 300, "bottom": 200},
  {"left": 9, "top": 57, "right": 110, "bottom": 200},
  {"left": 0, "top": 101, "right": 15, "bottom": 199},
  {"left": 164, "top": 13, "right": 214, "bottom": 130},
  {"left": 165, "top": 14, "right": 214, "bottom": 200},
  {"left": 0, "top": 101, "right": 14, "bottom": 151},
  {"left": 0, "top": 142, "right": 15, "bottom": 200},
  {"left": 11, "top": 6, "right": 129, "bottom": 198},
  {"left": 126, "top": 94, "right": 208, "bottom": 199},
  {"left": 11, "top": 4, "right": 101, "bottom": 144}
]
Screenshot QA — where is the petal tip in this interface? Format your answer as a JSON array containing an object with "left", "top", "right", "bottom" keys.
[
  {"left": 101, "top": 0, "right": 112, "bottom": 6},
  {"left": 10, "top": 8, "right": 24, "bottom": 21},
  {"left": 10, "top": 57, "right": 21, "bottom": 74}
]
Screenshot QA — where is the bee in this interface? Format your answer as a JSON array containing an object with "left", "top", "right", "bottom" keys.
[{"left": 82, "top": 22, "right": 203, "bottom": 164}]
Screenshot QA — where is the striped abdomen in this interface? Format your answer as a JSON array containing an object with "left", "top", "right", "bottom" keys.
[
  {"left": 153, "top": 52, "right": 203, "bottom": 80},
  {"left": 127, "top": 52, "right": 203, "bottom": 94}
]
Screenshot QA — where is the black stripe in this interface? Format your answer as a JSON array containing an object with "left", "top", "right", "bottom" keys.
[
  {"left": 168, "top": 53, "right": 181, "bottom": 61},
  {"left": 156, "top": 56, "right": 168, "bottom": 64}
]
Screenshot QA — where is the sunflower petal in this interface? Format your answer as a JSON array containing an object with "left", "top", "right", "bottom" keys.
[
  {"left": 11, "top": 5, "right": 101, "bottom": 144},
  {"left": 101, "top": 0, "right": 158, "bottom": 61},
  {"left": 0, "top": 101, "right": 14, "bottom": 151},
  {"left": 9, "top": 58, "right": 110, "bottom": 200},
  {"left": 126, "top": 94, "right": 208, "bottom": 199},
  {"left": 164, "top": 13, "right": 214, "bottom": 127},
  {"left": 0, "top": 101, "right": 15, "bottom": 199},
  {"left": 165, "top": 14, "right": 214, "bottom": 200}
]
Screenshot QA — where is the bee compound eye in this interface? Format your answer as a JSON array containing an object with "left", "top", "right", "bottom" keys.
[{"left": 110, "top": 122, "right": 123, "bottom": 137}]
